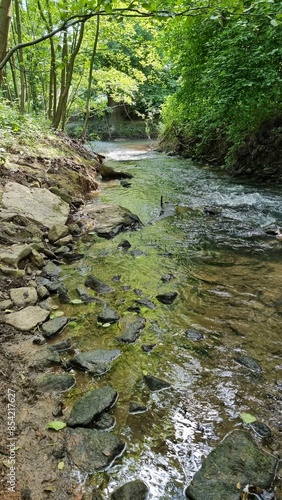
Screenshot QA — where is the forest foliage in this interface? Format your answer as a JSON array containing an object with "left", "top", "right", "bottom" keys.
[
  {"left": 0, "top": 0, "right": 282, "bottom": 173},
  {"left": 160, "top": 0, "right": 282, "bottom": 169}
]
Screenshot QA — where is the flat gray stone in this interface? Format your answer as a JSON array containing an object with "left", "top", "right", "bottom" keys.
[
  {"left": 98, "top": 305, "right": 120, "bottom": 324},
  {"left": 234, "top": 355, "right": 262, "bottom": 373},
  {"left": 36, "top": 373, "right": 75, "bottom": 392},
  {"left": 65, "top": 427, "right": 125, "bottom": 472},
  {"left": 76, "top": 286, "right": 101, "bottom": 303},
  {"left": 10, "top": 286, "right": 38, "bottom": 307},
  {"left": 28, "top": 347, "right": 61, "bottom": 369},
  {"left": 117, "top": 316, "right": 146, "bottom": 343},
  {"left": 144, "top": 375, "right": 171, "bottom": 392},
  {"left": 67, "top": 386, "right": 117, "bottom": 427},
  {"left": 2, "top": 182, "right": 69, "bottom": 228},
  {"left": 186, "top": 329, "right": 204, "bottom": 341},
  {"left": 70, "top": 349, "right": 121, "bottom": 375},
  {"left": 0, "top": 243, "right": 32, "bottom": 267},
  {"left": 185, "top": 430, "right": 277, "bottom": 500},
  {"left": 78, "top": 203, "right": 141, "bottom": 239},
  {"left": 156, "top": 292, "right": 178, "bottom": 305},
  {"left": 85, "top": 275, "right": 114, "bottom": 294},
  {"left": 5, "top": 306, "right": 49, "bottom": 331},
  {"left": 41, "top": 316, "right": 68, "bottom": 338}
]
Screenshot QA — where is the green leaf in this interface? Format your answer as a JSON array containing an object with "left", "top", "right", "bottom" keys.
[
  {"left": 46, "top": 421, "right": 66, "bottom": 431},
  {"left": 270, "top": 19, "right": 278, "bottom": 27},
  {"left": 58, "top": 461, "right": 65, "bottom": 470},
  {"left": 240, "top": 412, "right": 257, "bottom": 424},
  {"left": 70, "top": 299, "right": 83, "bottom": 304}
]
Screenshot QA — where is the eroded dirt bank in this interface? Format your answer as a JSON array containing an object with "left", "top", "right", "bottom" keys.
[{"left": 0, "top": 134, "right": 104, "bottom": 500}]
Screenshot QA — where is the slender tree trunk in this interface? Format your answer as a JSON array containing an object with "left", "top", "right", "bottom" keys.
[
  {"left": 9, "top": 54, "right": 19, "bottom": 99},
  {"left": 14, "top": 0, "right": 26, "bottom": 113},
  {"left": 52, "top": 22, "right": 85, "bottom": 130},
  {"left": 37, "top": 0, "right": 57, "bottom": 120},
  {"left": 0, "top": 0, "right": 13, "bottom": 86},
  {"left": 81, "top": 15, "right": 100, "bottom": 140}
]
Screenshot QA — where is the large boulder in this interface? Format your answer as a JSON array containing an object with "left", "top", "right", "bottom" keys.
[
  {"left": 65, "top": 427, "right": 125, "bottom": 472},
  {"left": 185, "top": 430, "right": 277, "bottom": 500},
  {"left": 5, "top": 306, "right": 49, "bottom": 331},
  {"left": 77, "top": 203, "right": 141, "bottom": 239},
  {"left": 2, "top": 182, "right": 70, "bottom": 228},
  {"left": 67, "top": 386, "right": 117, "bottom": 427},
  {"left": 69, "top": 349, "right": 121, "bottom": 375},
  {"left": 117, "top": 316, "right": 146, "bottom": 343}
]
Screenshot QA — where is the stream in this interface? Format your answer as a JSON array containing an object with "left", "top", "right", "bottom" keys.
[{"left": 61, "top": 140, "right": 282, "bottom": 498}]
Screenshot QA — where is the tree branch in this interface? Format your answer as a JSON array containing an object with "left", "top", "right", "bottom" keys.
[{"left": 1, "top": 5, "right": 281, "bottom": 71}]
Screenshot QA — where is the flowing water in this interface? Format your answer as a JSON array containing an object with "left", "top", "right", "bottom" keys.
[{"left": 62, "top": 140, "right": 282, "bottom": 498}]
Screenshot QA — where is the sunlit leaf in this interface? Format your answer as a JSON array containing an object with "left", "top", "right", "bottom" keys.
[
  {"left": 58, "top": 461, "right": 65, "bottom": 470},
  {"left": 70, "top": 299, "right": 83, "bottom": 304},
  {"left": 240, "top": 412, "right": 257, "bottom": 424},
  {"left": 46, "top": 421, "right": 66, "bottom": 431}
]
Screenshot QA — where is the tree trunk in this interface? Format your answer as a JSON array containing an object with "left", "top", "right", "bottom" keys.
[
  {"left": 14, "top": 0, "right": 26, "bottom": 113},
  {"left": 0, "top": 0, "right": 13, "bottom": 86},
  {"left": 81, "top": 15, "right": 100, "bottom": 140},
  {"left": 52, "top": 22, "right": 85, "bottom": 130}
]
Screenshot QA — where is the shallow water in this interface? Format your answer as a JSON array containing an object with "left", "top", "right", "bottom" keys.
[{"left": 61, "top": 140, "right": 282, "bottom": 498}]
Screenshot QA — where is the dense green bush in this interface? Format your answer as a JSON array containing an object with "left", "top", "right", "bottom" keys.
[{"left": 160, "top": 6, "right": 282, "bottom": 167}]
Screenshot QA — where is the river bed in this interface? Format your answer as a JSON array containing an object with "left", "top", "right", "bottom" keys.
[{"left": 61, "top": 140, "right": 282, "bottom": 498}]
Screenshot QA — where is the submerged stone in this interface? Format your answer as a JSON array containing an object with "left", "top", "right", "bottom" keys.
[
  {"left": 36, "top": 373, "right": 75, "bottom": 392},
  {"left": 118, "top": 239, "right": 131, "bottom": 250},
  {"left": 76, "top": 286, "right": 103, "bottom": 303},
  {"left": 117, "top": 316, "right": 146, "bottom": 343},
  {"left": 67, "top": 386, "right": 117, "bottom": 427},
  {"left": 98, "top": 305, "right": 120, "bottom": 324},
  {"left": 65, "top": 427, "right": 125, "bottom": 472},
  {"left": 156, "top": 292, "right": 178, "bottom": 305},
  {"left": 234, "top": 354, "right": 262, "bottom": 373},
  {"left": 70, "top": 349, "right": 121, "bottom": 375},
  {"left": 42, "top": 261, "right": 62, "bottom": 279},
  {"left": 144, "top": 375, "right": 171, "bottom": 392},
  {"left": 185, "top": 430, "right": 277, "bottom": 500},
  {"left": 134, "top": 298, "right": 156, "bottom": 310},
  {"left": 48, "top": 338, "right": 72, "bottom": 352},
  {"left": 85, "top": 275, "right": 114, "bottom": 294},
  {"left": 41, "top": 316, "right": 68, "bottom": 338},
  {"left": 186, "top": 329, "right": 204, "bottom": 341},
  {"left": 94, "top": 413, "right": 116, "bottom": 431},
  {"left": 142, "top": 344, "right": 156, "bottom": 353},
  {"left": 111, "top": 480, "right": 149, "bottom": 500},
  {"left": 78, "top": 203, "right": 141, "bottom": 239},
  {"left": 161, "top": 273, "right": 175, "bottom": 283},
  {"left": 129, "top": 402, "right": 148, "bottom": 414},
  {"left": 249, "top": 421, "right": 272, "bottom": 438}
]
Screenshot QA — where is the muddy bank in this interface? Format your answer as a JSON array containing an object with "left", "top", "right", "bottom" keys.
[{"left": 158, "top": 114, "right": 282, "bottom": 181}]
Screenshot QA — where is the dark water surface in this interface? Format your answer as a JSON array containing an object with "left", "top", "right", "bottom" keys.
[{"left": 62, "top": 140, "right": 282, "bottom": 498}]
